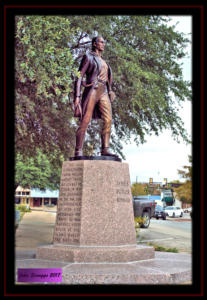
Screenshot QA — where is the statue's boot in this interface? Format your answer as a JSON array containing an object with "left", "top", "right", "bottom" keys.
[
  {"left": 74, "top": 149, "right": 83, "bottom": 157},
  {"left": 74, "top": 131, "right": 85, "bottom": 157},
  {"left": 101, "top": 133, "right": 118, "bottom": 157}
]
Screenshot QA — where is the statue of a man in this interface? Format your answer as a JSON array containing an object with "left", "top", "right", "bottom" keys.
[{"left": 73, "top": 36, "right": 117, "bottom": 157}]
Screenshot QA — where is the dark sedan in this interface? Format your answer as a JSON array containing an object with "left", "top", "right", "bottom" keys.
[{"left": 153, "top": 205, "right": 167, "bottom": 220}]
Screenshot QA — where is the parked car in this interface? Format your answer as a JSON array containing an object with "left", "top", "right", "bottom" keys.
[
  {"left": 163, "top": 206, "right": 183, "bottom": 218},
  {"left": 184, "top": 207, "right": 192, "bottom": 213},
  {"left": 153, "top": 205, "right": 167, "bottom": 220}
]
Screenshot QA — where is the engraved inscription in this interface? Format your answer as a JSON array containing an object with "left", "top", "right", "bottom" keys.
[
  {"left": 116, "top": 180, "right": 131, "bottom": 203},
  {"left": 53, "top": 165, "right": 83, "bottom": 244},
  {"left": 116, "top": 189, "right": 130, "bottom": 195},
  {"left": 117, "top": 197, "right": 130, "bottom": 202},
  {"left": 116, "top": 180, "right": 129, "bottom": 187}
]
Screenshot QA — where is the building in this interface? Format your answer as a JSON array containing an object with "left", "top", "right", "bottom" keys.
[
  {"left": 15, "top": 186, "right": 31, "bottom": 205},
  {"left": 30, "top": 189, "right": 59, "bottom": 208},
  {"left": 15, "top": 186, "right": 59, "bottom": 209},
  {"left": 148, "top": 178, "right": 162, "bottom": 195},
  {"left": 161, "top": 189, "right": 175, "bottom": 206}
]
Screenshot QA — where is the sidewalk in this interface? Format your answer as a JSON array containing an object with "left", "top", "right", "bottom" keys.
[{"left": 15, "top": 210, "right": 56, "bottom": 259}]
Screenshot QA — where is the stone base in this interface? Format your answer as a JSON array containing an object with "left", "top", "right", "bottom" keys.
[
  {"left": 51, "top": 160, "right": 137, "bottom": 246},
  {"left": 36, "top": 244, "right": 154, "bottom": 263},
  {"left": 16, "top": 252, "right": 192, "bottom": 285}
]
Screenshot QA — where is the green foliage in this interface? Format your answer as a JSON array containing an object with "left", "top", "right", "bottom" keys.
[
  {"left": 177, "top": 155, "right": 192, "bottom": 180},
  {"left": 15, "top": 16, "right": 191, "bottom": 189},
  {"left": 15, "top": 204, "right": 31, "bottom": 212},
  {"left": 134, "top": 216, "right": 146, "bottom": 237},
  {"left": 15, "top": 16, "right": 78, "bottom": 161},
  {"left": 131, "top": 183, "right": 148, "bottom": 196},
  {"left": 173, "top": 155, "right": 192, "bottom": 203},
  {"left": 15, "top": 150, "right": 62, "bottom": 190}
]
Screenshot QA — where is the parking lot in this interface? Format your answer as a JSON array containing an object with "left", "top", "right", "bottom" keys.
[{"left": 137, "top": 214, "right": 192, "bottom": 253}]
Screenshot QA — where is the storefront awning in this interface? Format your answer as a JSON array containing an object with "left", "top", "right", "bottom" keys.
[
  {"left": 162, "top": 197, "right": 174, "bottom": 204},
  {"left": 30, "top": 189, "right": 59, "bottom": 198}
]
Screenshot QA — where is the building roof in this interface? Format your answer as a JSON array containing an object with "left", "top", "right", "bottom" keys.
[
  {"left": 30, "top": 189, "right": 59, "bottom": 198},
  {"left": 16, "top": 186, "right": 30, "bottom": 192},
  {"left": 133, "top": 195, "right": 161, "bottom": 200}
]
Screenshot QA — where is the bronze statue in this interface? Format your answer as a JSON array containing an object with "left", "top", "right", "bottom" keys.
[{"left": 73, "top": 36, "right": 117, "bottom": 157}]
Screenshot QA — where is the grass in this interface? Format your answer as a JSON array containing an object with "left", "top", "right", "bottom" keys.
[{"left": 147, "top": 242, "right": 179, "bottom": 253}]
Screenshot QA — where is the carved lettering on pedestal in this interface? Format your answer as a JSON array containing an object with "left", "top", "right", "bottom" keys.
[
  {"left": 116, "top": 180, "right": 131, "bottom": 203},
  {"left": 53, "top": 165, "right": 83, "bottom": 244},
  {"left": 117, "top": 198, "right": 130, "bottom": 202}
]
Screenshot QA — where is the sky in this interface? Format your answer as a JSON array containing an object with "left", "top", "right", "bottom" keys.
[{"left": 121, "top": 16, "right": 192, "bottom": 184}]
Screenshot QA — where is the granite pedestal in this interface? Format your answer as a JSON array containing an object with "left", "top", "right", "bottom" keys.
[
  {"left": 36, "top": 159, "right": 154, "bottom": 263},
  {"left": 17, "top": 159, "right": 191, "bottom": 284}
]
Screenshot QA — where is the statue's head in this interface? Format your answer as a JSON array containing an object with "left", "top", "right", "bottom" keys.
[{"left": 91, "top": 36, "right": 105, "bottom": 52}]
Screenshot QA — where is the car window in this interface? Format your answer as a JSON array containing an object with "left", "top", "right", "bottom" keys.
[{"left": 156, "top": 206, "right": 162, "bottom": 211}]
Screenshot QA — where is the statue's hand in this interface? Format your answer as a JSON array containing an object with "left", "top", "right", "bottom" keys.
[
  {"left": 74, "top": 97, "right": 80, "bottom": 109},
  {"left": 109, "top": 91, "right": 115, "bottom": 103},
  {"left": 73, "top": 97, "right": 82, "bottom": 119}
]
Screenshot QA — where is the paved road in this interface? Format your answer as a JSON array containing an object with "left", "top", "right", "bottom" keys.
[
  {"left": 137, "top": 215, "right": 192, "bottom": 253},
  {"left": 15, "top": 210, "right": 192, "bottom": 258}
]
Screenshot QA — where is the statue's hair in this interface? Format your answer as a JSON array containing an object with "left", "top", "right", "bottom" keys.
[{"left": 91, "top": 36, "right": 103, "bottom": 50}]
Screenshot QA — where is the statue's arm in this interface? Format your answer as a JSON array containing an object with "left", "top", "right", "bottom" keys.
[
  {"left": 74, "top": 54, "right": 90, "bottom": 103},
  {"left": 108, "top": 65, "right": 113, "bottom": 92},
  {"left": 108, "top": 65, "right": 115, "bottom": 102}
]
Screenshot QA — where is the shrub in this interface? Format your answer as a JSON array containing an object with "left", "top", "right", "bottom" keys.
[
  {"left": 15, "top": 204, "right": 31, "bottom": 212},
  {"left": 134, "top": 217, "right": 146, "bottom": 237}
]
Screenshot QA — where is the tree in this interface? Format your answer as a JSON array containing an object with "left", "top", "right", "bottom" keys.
[
  {"left": 15, "top": 150, "right": 63, "bottom": 191},
  {"left": 15, "top": 15, "right": 191, "bottom": 188},
  {"left": 131, "top": 183, "right": 148, "bottom": 196},
  {"left": 173, "top": 155, "right": 192, "bottom": 203},
  {"left": 15, "top": 16, "right": 79, "bottom": 163}
]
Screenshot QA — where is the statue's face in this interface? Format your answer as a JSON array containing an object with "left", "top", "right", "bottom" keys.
[{"left": 94, "top": 37, "right": 105, "bottom": 52}]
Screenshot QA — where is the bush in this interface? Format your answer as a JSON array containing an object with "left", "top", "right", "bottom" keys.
[
  {"left": 134, "top": 217, "right": 146, "bottom": 237},
  {"left": 15, "top": 204, "right": 31, "bottom": 212}
]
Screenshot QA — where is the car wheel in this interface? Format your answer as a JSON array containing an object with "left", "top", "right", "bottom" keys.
[
  {"left": 163, "top": 216, "right": 166, "bottom": 220},
  {"left": 173, "top": 212, "right": 175, "bottom": 218},
  {"left": 156, "top": 217, "right": 159, "bottom": 220},
  {"left": 141, "top": 211, "right": 150, "bottom": 228},
  {"left": 180, "top": 212, "right": 183, "bottom": 217}
]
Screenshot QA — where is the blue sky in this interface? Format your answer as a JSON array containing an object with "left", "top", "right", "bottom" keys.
[{"left": 121, "top": 16, "right": 192, "bottom": 184}]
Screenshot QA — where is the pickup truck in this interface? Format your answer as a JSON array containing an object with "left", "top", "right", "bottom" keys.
[{"left": 132, "top": 196, "right": 156, "bottom": 228}]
